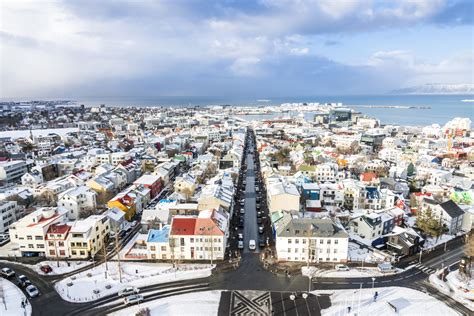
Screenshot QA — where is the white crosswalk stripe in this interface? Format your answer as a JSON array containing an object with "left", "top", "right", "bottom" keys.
[{"left": 416, "top": 264, "right": 436, "bottom": 274}]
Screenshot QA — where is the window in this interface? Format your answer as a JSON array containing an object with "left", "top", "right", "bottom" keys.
[
  {"left": 295, "top": 248, "right": 298, "bottom": 253},
  {"left": 180, "top": 238, "right": 185, "bottom": 246},
  {"left": 161, "top": 246, "right": 167, "bottom": 251},
  {"left": 49, "top": 250, "right": 55, "bottom": 256},
  {"left": 288, "top": 248, "right": 291, "bottom": 253},
  {"left": 27, "top": 235, "right": 32, "bottom": 240},
  {"left": 48, "top": 241, "right": 54, "bottom": 247},
  {"left": 335, "top": 239, "right": 338, "bottom": 244},
  {"left": 71, "top": 250, "right": 76, "bottom": 255},
  {"left": 80, "top": 251, "right": 85, "bottom": 256},
  {"left": 334, "top": 249, "right": 338, "bottom": 253},
  {"left": 190, "top": 238, "right": 194, "bottom": 243},
  {"left": 327, "top": 249, "right": 330, "bottom": 253},
  {"left": 295, "top": 239, "right": 299, "bottom": 244},
  {"left": 320, "top": 239, "right": 323, "bottom": 244},
  {"left": 150, "top": 246, "right": 156, "bottom": 251},
  {"left": 327, "top": 239, "right": 331, "bottom": 244},
  {"left": 162, "top": 254, "right": 167, "bottom": 259},
  {"left": 28, "top": 244, "right": 34, "bottom": 248},
  {"left": 59, "top": 241, "right": 64, "bottom": 247},
  {"left": 59, "top": 250, "right": 65, "bottom": 256},
  {"left": 151, "top": 254, "right": 156, "bottom": 259},
  {"left": 302, "top": 239, "right": 307, "bottom": 244},
  {"left": 288, "top": 239, "right": 292, "bottom": 244}
]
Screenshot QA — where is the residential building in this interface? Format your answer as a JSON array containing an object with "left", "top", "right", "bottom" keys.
[{"left": 67, "top": 215, "right": 110, "bottom": 259}]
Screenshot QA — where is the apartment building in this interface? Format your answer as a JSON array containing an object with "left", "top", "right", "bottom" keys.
[
  {"left": 67, "top": 215, "right": 110, "bottom": 259},
  {"left": 58, "top": 186, "right": 97, "bottom": 220},
  {"left": 274, "top": 214, "right": 349, "bottom": 263},
  {"left": 0, "top": 201, "right": 19, "bottom": 233},
  {"left": 0, "top": 160, "right": 27, "bottom": 184},
  {"left": 9, "top": 207, "right": 68, "bottom": 256}
]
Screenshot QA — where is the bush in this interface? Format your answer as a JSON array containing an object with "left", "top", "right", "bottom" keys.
[{"left": 136, "top": 308, "right": 151, "bottom": 316}]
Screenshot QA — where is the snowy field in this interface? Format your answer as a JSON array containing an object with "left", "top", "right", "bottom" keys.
[
  {"left": 0, "top": 127, "right": 79, "bottom": 139},
  {"left": 55, "top": 262, "right": 214, "bottom": 302},
  {"left": 348, "top": 242, "right": 384, "bottom": 262},
  {"left": 302, "top": 266, "right": 396, "bottom": 278},
  {"left": 424, "top": 234, "right": 455, "bottom": 249},
  {"left": 108, "top": 290, "right": 221, "bottom": 316},
  {"left": 0, "top": 278, "right": 32, "bottom": 316},
  {"left": 316, "top": 286, "right": 459, "bottom": 316},
  {"left": 32, "top": 260, "right": 89, "bottom": 275}
]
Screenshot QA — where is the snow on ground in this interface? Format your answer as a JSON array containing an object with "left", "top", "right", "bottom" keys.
[
  {"left": 108, "top": 290, "right": 221, "bottom": 316},
  {"left": 348, "top": 242, "right": 382, "bottom": 263},
  {"left": 315, "top": 286, "right": 459, "bottom": 316},
  {"left": 424, "top": 234, "right": 455, "bottom": 250},
  {"left": 302, "top": 266, "right": 395, "bottom": 278},
  {"left": 0, "top": 278, "right": 32, "bottom": 316},
  {"left": 430, "top": 270, "right": 474, "bottom": 311},
  {"left": 55, "top": 262, "right": 214, "bottom": 302},
  {"left": 32, "top": 260, "right": 89, "bottom": 275},
  {"left": 0, "top": 128, "right": 79, "bottom": 139}
]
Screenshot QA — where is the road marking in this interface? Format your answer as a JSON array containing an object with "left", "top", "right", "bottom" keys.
[
  {"left": 394, "top": 278, "right": 403, "bottom": 281},
  {"left": 381, "top": 280, "right": 391, "bottom": 283}
]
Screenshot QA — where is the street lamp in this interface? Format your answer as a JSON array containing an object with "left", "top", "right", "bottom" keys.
[
  {"left": 419, "top": 247, "right": 423, "bottom": 264},
  {"left": 289, "top": 294, "right": 299, "bottom": 316},
  {"left": 302, "top": 293, "right": 310, "bottom": 315},
  {"left": 371, "top": 277, "right": 376, "bottom": 289}
]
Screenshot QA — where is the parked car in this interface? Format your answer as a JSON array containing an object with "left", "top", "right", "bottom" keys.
[
  {"left": 248, "top": 240, "right": 256, "bottom": 251},
  {"left": 17, "top": 275, "right": 31, "bottom": 288},
  {"left": 258, "top": 238, "right": 265, "bottom": 247},
  {"left": 123, "top": 294, "right": 144, "bottom": 305},
  {"left": 40, "top": 265, "right": 53, "bottom": 274},
  {"left": 25, "top": 285, "right": 39, "bottom": 298},
  {"left": 1, "top": 267, "right": 15, "bottom": 278},
  {"left": 238, "top": 240, "right": 244, "bottom": 249},
  {"left": 335, "top": 264, "right": 350, "bottom": 271},
  {"left": 240, "top": 208, "right": 245, "bottom": 214},
  {"left": 118, "top": 287, "right": 140, "bottom": 297},
  {"left": 257, "top": 217, "right": 262, "bottom": 224},
  {"left": 238, "top": 233, "right": 243, "bottom": 240},
  {"left": 239, "top": 218, "right": 244, "bottom": 228},
  {"left": 258, "top": 226, "right": 264, "bottom": 234}
]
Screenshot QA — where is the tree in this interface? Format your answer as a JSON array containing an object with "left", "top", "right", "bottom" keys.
[
  {"left": 36, "top": 190, "right": 57, "bottom": 207},
  {"left": 79, "top": 207, "right": 96, "bottom": 219},
  {"left": 181, "top": 187, "right": 193, "bottom": 202},
  {"left": 465, "top": 230, "right": 474, "bottom": 258},
  {"left": 136, "top": 308, "right": 151, "bottom": 316},
  {"left": 416, "top": 208, "right": 447, "bottom": 240}
]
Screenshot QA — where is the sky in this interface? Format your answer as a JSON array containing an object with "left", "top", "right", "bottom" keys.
[{"left": 1, "top": 0, "right": 473, "bottom": 99}]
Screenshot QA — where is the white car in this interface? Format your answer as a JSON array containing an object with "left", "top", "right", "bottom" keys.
[
  {"left": 238, "top": 240, "right": 244, "bottom": 249},
  {"left": 248, "top": 240, "right": 256, "bottom": 251},
  {"left": 25, "top": 285, "right": 39, "bottom": 298},
  {"left": 118, "top": 287, "right": 139, "bottom": 297},
  {"left": 124, "top": 294, "right": 144, "bottom": 305},
  {"left": 240, "top": 208, "right": 245, "bottom": 214},
  {"left": 335, "top": 264, "right": 350, "bottom": 271},
  {"left": 1, "top": 267, "right": 15, "bottom": 278}
]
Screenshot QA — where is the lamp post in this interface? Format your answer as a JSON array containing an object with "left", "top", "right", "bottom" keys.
[
  {"left": 289, "top": 294, "right": 298, "bottom": 316},
  {"left": 419, "top": 247, "right": 423, "bottom": 264},
  {"left": 302, "top": 293, "right": 310, "bottom": 315}
]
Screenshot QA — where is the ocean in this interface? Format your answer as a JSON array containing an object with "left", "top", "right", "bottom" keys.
[{"left": 3, "top": 95, "right": 473, "bottom": 126}]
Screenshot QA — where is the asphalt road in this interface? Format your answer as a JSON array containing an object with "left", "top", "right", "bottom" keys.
[{"left": 243, "top": 152, "right": 259, "bottom": 254}]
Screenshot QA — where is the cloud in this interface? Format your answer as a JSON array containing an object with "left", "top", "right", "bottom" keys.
[{"left": 0, "top": 0, "right": 472, "bottom": 98}]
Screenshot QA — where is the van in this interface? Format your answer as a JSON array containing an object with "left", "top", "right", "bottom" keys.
[{"left": 248, "top": 240, "right": 256, "bottom": 251}]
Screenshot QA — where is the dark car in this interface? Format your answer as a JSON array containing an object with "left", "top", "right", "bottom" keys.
[
  {"left": 239, "top": 218, "right": 244, "bottom": 228},
  {"left": 258, "top": 238, "right": 265, "bottom": 247},
  {"left": 257, "top": 217, "right": 262, "bottom": 224},
  {"left": 118, "top": 230, "right": 127, "bottom": 239},
  {"left": 40, "top": 265, "right": 53, "bottom": 274},
  {"left": 258, "top": 226, "right": 264, "bottom": 234},
  {"left": 17, "top": 275, "right": 31, "bottom": 288}
]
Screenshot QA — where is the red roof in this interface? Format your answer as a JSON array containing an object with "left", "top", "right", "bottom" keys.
[
  {"left": 361, "top": 172, "right": 378, "bottom": 182},
  {"left": 195, "top": 218, "right": 223, "bottom": 236},
  {"left": 171, "top": 218, "right": 197, "bottom": 235},
  {"left": 46, "top": 224, "right": 71, "bottom": 239}
]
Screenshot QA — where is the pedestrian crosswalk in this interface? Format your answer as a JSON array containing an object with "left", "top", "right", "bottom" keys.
[{"left": 413, "top": 263, "right": 436, "bottom": 274}]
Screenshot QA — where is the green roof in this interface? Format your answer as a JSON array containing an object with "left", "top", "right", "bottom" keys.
[{"left": 299, "top": 165, "right": 316, "bottom": 172}]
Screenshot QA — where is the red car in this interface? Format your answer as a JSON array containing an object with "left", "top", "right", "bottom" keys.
[{"left": 40, "top": 265, "right": 52, "bottom": 274}]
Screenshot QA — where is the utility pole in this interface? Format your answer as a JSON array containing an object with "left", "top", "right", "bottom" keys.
[
  {"left": 419, "top": 247, "right": 423, "bottom": 264},
  {"left": 114, "top": 226, "right": 122, "bottom": 283},
  {"left": 102, "top": 240, "right": 108, "bottom": 278}
]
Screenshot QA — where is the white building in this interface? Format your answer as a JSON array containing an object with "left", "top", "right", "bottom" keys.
[
  {"left": 67, "top": 215, "right": 110, "bottom": 259},
  {"left": 0, "top": 201, "right": 19, "bottom": 233},
  {"left": 9, "top": 207, "right": 68, "bottom": 256},
  {"left": 274, "top": 214, "right": 349, "bottom": 263},
  {"left": 58, "top": 186, "right": 97, "bottom": 220},
  {"left": 0, "top": 160, "right": 27, "bottom": 184}
]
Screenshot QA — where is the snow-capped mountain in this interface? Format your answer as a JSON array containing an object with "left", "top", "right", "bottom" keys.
[{"left": 390, "top": 83, "right": 474, "bottom": 95}]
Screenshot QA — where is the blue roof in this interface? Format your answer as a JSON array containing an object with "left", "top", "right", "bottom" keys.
[
  {"left": 159, "top": 199, "right": 176, "bottom": 204},
  {"left": 147, "top": 226, "right": 170, "bottom": 243}
]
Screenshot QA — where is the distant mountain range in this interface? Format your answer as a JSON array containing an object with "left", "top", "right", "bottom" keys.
[{"left": 390, "top": 83, "right": 473, "bottom": 95}]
